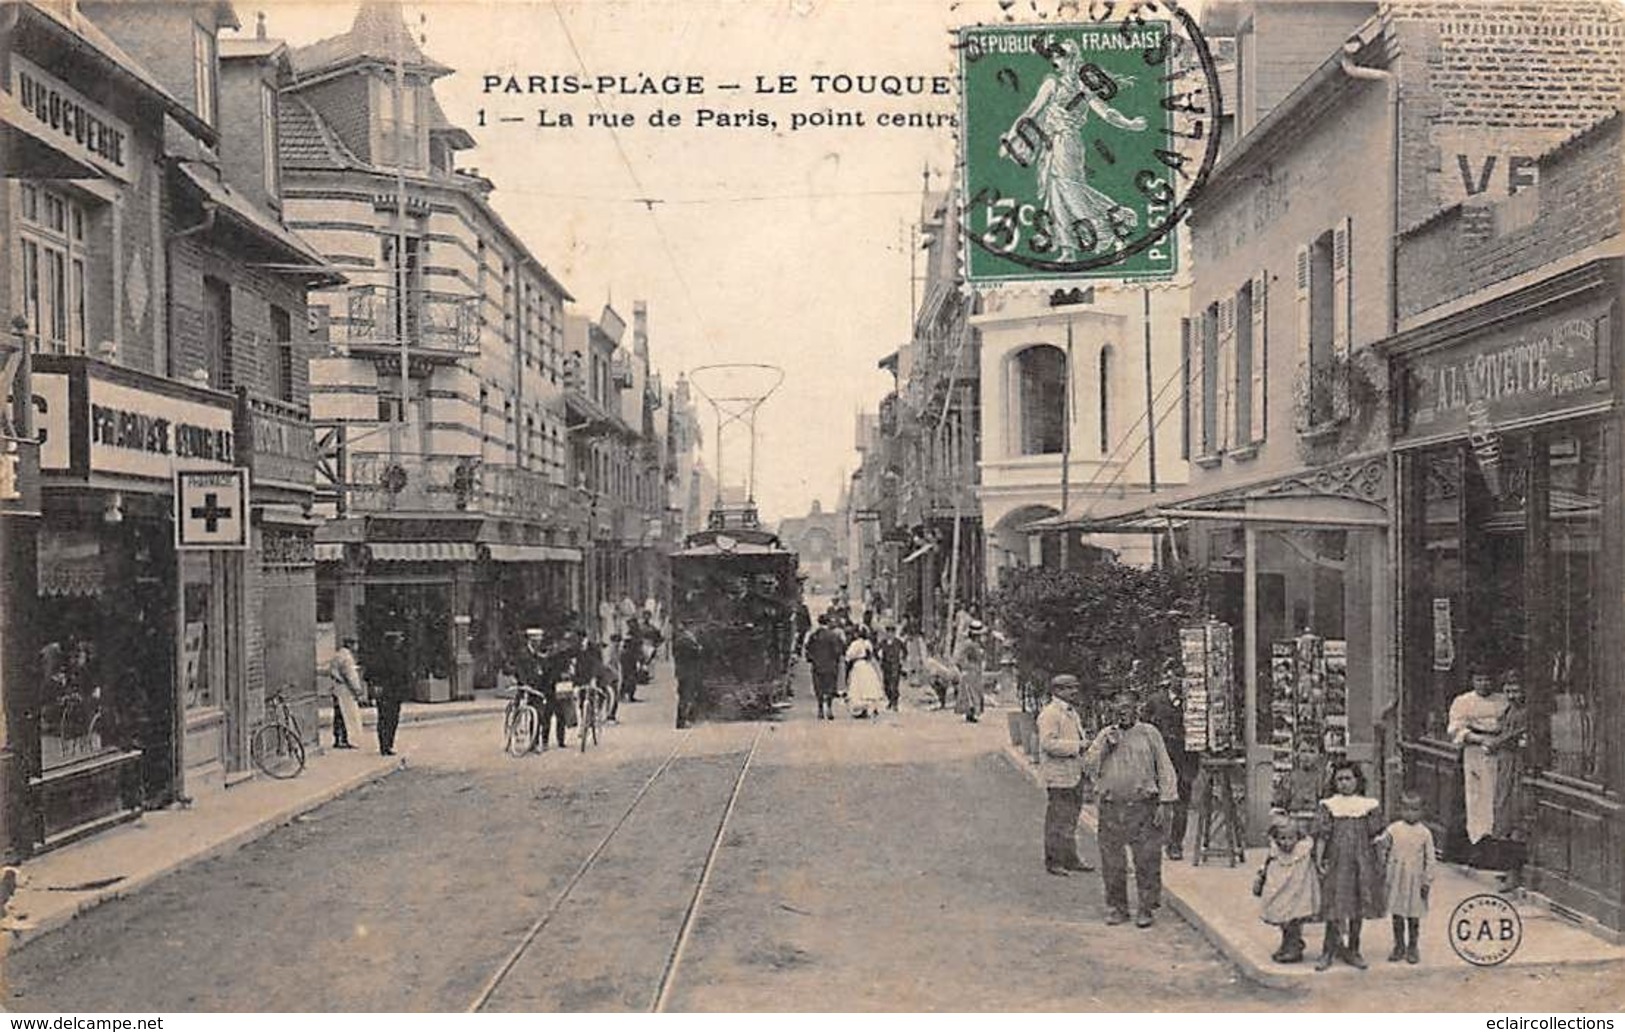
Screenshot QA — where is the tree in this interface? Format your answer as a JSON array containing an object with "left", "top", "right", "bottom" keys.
[{"left": 989, "top": 561, "right": 1205, "bottom": 715}]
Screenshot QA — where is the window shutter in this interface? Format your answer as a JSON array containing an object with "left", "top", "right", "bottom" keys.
[
  {"left": 1250, "top": 270, "right": 1268, "bottom": 445},
  {"left": 1294, "top": 244, "right": 1312, "bottom": 432},
  {"left": 1181, "top": 317, "right": 1195, "bottom": 460},
  {"left": 1218, "top": 296, "right": 1236, "bottom": 453},
  {"left": 1332, "top": 216, "right": 1352, "bottom": 419}
]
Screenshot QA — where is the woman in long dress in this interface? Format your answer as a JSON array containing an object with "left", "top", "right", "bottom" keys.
[
  {"left": 1000, "top": 38, "right": 1148, "bottom": 262},
  {"left": 953, "top": 623, "right": 987, "bottom": 723},
  {"left": 844, "top": 635, "right": 887, "bottom": 718}
]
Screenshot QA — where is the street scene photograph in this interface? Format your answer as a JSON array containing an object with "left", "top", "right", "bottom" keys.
[{"left": 2, "top": 0, "right": 1625, "bottom": 1016}]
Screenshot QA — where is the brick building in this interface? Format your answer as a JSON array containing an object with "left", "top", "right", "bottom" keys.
[
  {"left": 1067, "top": 2, "right": 1624, "bottom": 930},
  {"left": 2, "top": 1, "right": 334, "bottom": 856},
  {"left": 279, "top": 2, "right": 581, "bottom": 697}
]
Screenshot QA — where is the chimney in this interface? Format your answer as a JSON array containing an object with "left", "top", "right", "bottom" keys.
[
  {"left": 256, "top": 11, "right": 266, "bottom": 39},
  {"left": 633, "top": 301, "right": 648, "bottom": 358}
]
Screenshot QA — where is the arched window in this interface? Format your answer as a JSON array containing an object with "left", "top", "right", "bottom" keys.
[
  {"left": 1099, "top": 345, "right": 1113, "bottom": 454},
  {"left": 1015, "top": 344, "right": 1067, "bottom": 456}
]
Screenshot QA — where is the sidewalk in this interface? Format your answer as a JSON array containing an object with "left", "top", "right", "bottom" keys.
[
  {"left": 5, "top": 696, "right": 503, "bottom": 953},
  {"left": 997, "top": 738, "right": 1625, "bottom": 989}
]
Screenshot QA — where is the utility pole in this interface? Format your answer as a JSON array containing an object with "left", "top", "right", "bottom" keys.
[
  {"left": 1144, "top": 287, "right": 1158, "bottom": 494},
  {"left": 1060, "top": 318, "right": 1073, "bottom": 571},
  {"left": 393, "top": 15, "right": 411, "bottom": 460}
]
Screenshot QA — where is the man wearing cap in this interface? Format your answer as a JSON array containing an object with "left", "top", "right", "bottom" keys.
[
  {"left": 876, "top": 623, "right": 906, "bottom": 711},
  {"left": 1084, "top": 688, "right": 1179, "bottom": 926},
  {"left": 1142, "top": 660, "right": 1197, "bottom": 860},
  {"left": 1039, "top": 674, "right": 1095, "bottom": 876},
  {"left": 326, "top": 636, "right": 366, "bottom": 750},
  {"left": 369, "top": 629, "right": 412, "bottom": 757}
]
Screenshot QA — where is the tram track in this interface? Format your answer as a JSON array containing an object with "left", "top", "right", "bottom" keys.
[{"left": 467, "top": 722, "right": 765, "bottom": 1013}]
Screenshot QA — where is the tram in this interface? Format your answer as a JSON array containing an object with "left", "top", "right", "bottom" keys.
[{"left": 670, "top": 505, "right": 800, "bottom": 721}]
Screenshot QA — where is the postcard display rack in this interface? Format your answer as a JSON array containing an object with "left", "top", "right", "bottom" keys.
[
  {"left": 1268, "top": 633, "right": 1349, "bottom": 815},
  {"left": 1180, "top": 622, "right": 1245, "bottom": 865}
]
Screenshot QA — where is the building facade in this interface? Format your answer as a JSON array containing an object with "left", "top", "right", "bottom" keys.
[
  {"left": 3, "top": 0, "right": 332, "bottom": 856},
  {"left": 281, "top": 3, "right": 581, "bottom": 696},
  {"left": 974, "top": 284, "right": 1190, "bottom": 582}
]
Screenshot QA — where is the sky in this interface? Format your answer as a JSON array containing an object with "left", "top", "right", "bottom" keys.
[{"left": 248, "top": 0, "right": 1051, "bottom": 523}]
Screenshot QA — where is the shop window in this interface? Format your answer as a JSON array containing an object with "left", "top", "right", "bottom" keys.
[
  {"left": 182, "top": 580, "right": 217, "bottom": 711},
  {"left": 16, "top": 183, "right": 89, "bottom": 355},
  {"left": 1015, "top": 344, "right": 1066, "bottom": 456},
  {"left": 1542, "top": 428, "right": 1605, "bottom": 785}
]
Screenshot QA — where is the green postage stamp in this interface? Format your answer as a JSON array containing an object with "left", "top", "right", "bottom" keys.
[{"left": 958, "top": 12, "right": 1221, "bottom": 284}]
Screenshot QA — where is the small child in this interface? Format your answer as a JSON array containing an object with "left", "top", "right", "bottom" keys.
[
  {"left": 1374, "top": 791, "right": 1436, "bottom": 964},
  {"left": 1255, "top": 813, "right": 1320, "bottom": 963},
  {"left": 1313, "top": 760, "right": 1385, "bottom": 971}
]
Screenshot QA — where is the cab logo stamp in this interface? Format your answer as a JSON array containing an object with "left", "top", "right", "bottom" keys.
[
  {"left": 1450, "top": 892, "right": 1523, "bottom": 966},
  {"left": 958, "top": 2, "right": 1223, "bottom": 283}
]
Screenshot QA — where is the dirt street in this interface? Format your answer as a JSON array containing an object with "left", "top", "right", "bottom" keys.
[{"left": 7, "top": 664, "right": 1622, "bottom": 1012}]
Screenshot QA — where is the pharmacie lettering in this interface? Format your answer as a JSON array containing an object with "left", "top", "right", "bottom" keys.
[
  {"left": 16, "top": 68, "right": 126, "bottom": 169},
  {"left": 91, "top": 403, "right": 234, "bottom": 462}
]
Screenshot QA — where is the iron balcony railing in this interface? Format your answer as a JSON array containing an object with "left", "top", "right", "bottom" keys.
[
  {"left": 343, "top": 454, "right": 585, "bottom": 529},
  {"left": 342, "top": 284, "right": 479, "bottom": 354}
]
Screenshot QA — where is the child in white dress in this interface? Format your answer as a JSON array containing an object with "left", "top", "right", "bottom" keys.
[
  {"left": 1255, "top": 813, "right": 1320, "bottom": 963},
  {"left": 1374, "top": 791, "right": 1436, "bottom": 964}
]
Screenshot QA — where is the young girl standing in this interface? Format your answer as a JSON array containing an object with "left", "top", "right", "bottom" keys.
[
  {"left": 1375, "top": 791, "right": 1436, "bottom": 964},
  {"left": 1313, "top": 761, "right": 1385, "bottom": 970},
  {"left": 1255, "top": 814, "right": 1320, "bottom": 963}
]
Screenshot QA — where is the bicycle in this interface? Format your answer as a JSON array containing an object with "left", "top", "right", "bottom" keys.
[
  {"left": 252, "top": 687, "right": 307, "bottom": 779},
  {"left": 503, "top": 684, "right": 545, "bottom": 757},
  {"left": 576, "top": 680, "right": 612, "bottom": 752}
]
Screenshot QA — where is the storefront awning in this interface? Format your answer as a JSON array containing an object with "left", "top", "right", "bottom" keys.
[
  {"left": 486, "top": 543, "right": 583, "bottom": 564},
  {"left": 313, "top": 543, "right": 345, "bottom": 562},
  {"left": 368, "top": 542, "right": 479, "bottom": 563}
]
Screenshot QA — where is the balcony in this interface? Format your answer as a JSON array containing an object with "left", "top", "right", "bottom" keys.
[
  {"left": 339, "top": 284, "right": 479, "bottom": 360},
  {"left": 342, "top": 455, "right": 585, "bottom": 532}
]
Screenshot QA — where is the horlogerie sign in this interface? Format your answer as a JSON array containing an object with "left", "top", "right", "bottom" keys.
[{"left": 957, "top": 12, "right": 1221, "bottom": 284}]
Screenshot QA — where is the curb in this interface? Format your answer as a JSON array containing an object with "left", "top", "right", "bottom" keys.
[
  {"left": 8, "top": 758, "right": 406, "bottom": 952},
  {"left": 317, "top": 703, "right": 508, "bottom": 734}
]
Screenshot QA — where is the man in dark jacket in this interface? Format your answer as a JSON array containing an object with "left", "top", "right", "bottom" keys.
[
  {"left": 369, "top": 629, "right": 411, "bottom": 756},
  {"left": 805, "top": 613, "right": 845, "bottom": 721},
  {"left": 673, "top": 623, "right": 704, "bottom": 728},
  {"left": 876, "top": 624, "right": 907, "bottom": 711},
  {"left": 1141, "top": 662, "right": 1197, "bottom": 860}
]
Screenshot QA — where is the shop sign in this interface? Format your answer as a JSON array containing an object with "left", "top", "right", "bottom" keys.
[
  {"left": 176, "top": 469, "right": 249, "bottom": 550},
  {"left": 1401, "top": 308, "right": 1611, "bottom": 441},
  {"left": 239, "top": 402, "right": 315, "bottom": 490},
  {"left": 11, "top": 57, "right": 132, "bottom": 183},
  {"left": 33, "top": 366, "right": 236, "bottom": 480}
]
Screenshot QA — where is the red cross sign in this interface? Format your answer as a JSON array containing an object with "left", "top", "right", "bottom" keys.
[{"left": 176, "top": 469, "right": 249, "bottom": 549}]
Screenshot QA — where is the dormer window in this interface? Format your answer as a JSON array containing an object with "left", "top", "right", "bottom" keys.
[
  {"left": 376, "top": 75, "right": 421, "bottom": 169},
  {"left": 193, "top": 24, "right": 217, "bottom": 126}
]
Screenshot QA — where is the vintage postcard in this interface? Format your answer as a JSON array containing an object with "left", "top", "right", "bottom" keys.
[{"left": 2, "top": 0, "right": 1624, "bottom": 1016}]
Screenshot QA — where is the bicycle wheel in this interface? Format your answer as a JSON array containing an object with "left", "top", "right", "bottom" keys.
[
  {"left": 506, "top": 703, "right": 538, "bottom": 757},
  {"left": 579, "top": 695, "right": 595, "bottom": 752},
  {"left": 252, "top": 723, "right": 305, "bottom": 779}
]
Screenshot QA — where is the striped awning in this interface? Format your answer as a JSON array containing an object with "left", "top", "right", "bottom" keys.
[
  {"left": 485, "top": 544, "right": 584, "bottom": 564},
  {"left": 368, "top": 542, "right": 479, "bottom": 563}
]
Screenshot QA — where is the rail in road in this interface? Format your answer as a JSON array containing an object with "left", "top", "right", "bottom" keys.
[{"left": 468, "top": 723, "right": 765, "bottom": 1012}]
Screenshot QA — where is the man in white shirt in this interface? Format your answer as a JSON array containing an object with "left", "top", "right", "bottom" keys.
[
  {"left": 1039, "top": 674, "right": 1095, "bottom": 876},
  {"left": 326, "top": 637, "right": 366, "bottom": 750}
]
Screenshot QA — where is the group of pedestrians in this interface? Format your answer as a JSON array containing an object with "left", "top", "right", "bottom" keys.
[
  {"left": 325, "top": 633, "right": 409, "bottom": 757},
  {"left": 1036, "top": 671, "right": 1440, "bottom": 969},
  {"left": 801, "top": 611, "right": 908, "bottom": 720}
]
